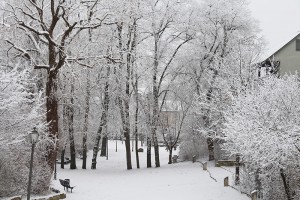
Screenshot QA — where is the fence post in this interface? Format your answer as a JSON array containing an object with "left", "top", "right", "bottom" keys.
[
  {"left": 192, "top": 155, "right": 196, "bottom": 163},
  {"left": 224, "top": 177, "right": 229, "bottom": 187},
  {"left": 251, "top": 190, "right": 258, "bottom": 200},
  {"left": 203, "top": 162, "right": 207, "bottom": 170}
]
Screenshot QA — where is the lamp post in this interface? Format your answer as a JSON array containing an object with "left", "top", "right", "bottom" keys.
[
  {"left": 27, "top": 127, "right": 39, "bottom": 200},
  {"left": 54, "top": 155, "right": 57, "bottom": 180}
]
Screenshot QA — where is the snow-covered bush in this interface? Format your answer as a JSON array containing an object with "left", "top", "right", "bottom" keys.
[
  {"left": 0, "top": 64, "right": 52, "bottom": 197},
  {"left": 179, "top": 131, "right": 209, "bottom": 161},
  {"left": 223, "top": 75, "right": 300, "bottom": 199}
]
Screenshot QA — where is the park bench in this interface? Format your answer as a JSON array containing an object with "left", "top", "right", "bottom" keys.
[
  {"left": 215, "top": 160, "right": 235, "bottom": 167},
  {"left": 59, "top": 179, "right": 75, "bottom": 193}
]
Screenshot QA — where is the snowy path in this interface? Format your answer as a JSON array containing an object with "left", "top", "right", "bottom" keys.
[{"left": 52, "top": 141, "right": 249, "bottom": 200}]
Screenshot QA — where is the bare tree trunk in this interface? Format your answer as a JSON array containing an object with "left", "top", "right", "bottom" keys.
[
  {"left": 91, "top": 66, "right": 110, "bottom": 169},
  {"left": 116, "top": 20, "right": 133, "bottom": 170},
  {"left": 82, "top": 70, "right": 90, "bottom": 169},
  {"left": 100, "top": 136, "right": 107, "bottom": 157},
  {"left": 153, "top": 128, "right": 160, "bottom": 167},
  {"left": 152, "top": 36, "right": 160, "bottom": 168},
  {"left": 207, "top": 137, "right": 214, "bottom": 161},
  {"left": 91, "top": 116, "right": 103, "bottom": 169},
  {"left": 168, "top": 148, "right": 173, "bottom": 164},
  {"left": 60, "top": 146, "right": 66, "bottom": 169},
  {"left": 135, "top": 74, "right": 140, "bottom": 169},
  {"left": 123, "top": 75, "right": 132, "bottom": 169},
  {"left": 46, "top": 71, "right": 59, "bottom": 171},
  {"left": 204, "top": 70, "right": 218, "bottom": 161},
  {"left": 68, "top": 76, "right": 76, "bottom": 169},
  {"left": 147, "top": 136, "right": 152, "bottom": 168}
]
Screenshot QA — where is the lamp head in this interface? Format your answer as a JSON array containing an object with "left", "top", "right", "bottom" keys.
[{"left": 30, "top": 127, "right": 39, "bottom": 144}]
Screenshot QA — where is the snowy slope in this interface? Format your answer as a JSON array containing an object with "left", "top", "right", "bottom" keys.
[{"left": 52, "top": 140, "right": 249, "bottom": 200}]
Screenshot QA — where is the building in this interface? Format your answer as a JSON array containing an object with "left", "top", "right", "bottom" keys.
[{"left": 259, "top": 33, "right": 300, "bottom": 76}]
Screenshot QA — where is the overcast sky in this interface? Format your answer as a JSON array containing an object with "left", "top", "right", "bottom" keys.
[{"left": 249, "top": 0, "right": 300, "bottom": 57}]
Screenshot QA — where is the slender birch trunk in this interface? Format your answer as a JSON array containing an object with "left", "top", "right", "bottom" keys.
[
  {"left": 135, "top": 73, "right": 140, "bottom": 169},
  {"left": 91, "top": 66, "right": 110, "bottom": 169}
]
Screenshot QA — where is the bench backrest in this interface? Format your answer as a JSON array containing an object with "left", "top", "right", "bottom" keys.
[
  {"left": 59, "top": 179, "right": 70, "bottom": 187},
  {"left": 59, "top": 179, "right": 65, "bottom": 185}
]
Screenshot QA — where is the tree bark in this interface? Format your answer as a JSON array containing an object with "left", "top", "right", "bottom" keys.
[
  {"left": 168, "top": 148, "right": 173, "bottom": 164},
  {"left": 60, "top": 147, "right": 65, "bottom": 169},
  {"left": 100, "top": 136, "right": 107, "bottom": 157},
  {"left": 91, "top": 66, "right": 110, "bottom": 169},
  {"left": 207, "top": 137, "right": 214, "bottom": 161},
  {"left": 68, "top": 77, "right": 76, "bottom": 169},
  {"left": 46, "top": 71, "right": 59, "bottom": 171},
  {"left": 147, "top": 136, "right": 152, "bottom": 168},
  {"left": 152, "top": 36, "right": 160, "bottom": 168},
  {"left": 135, "top": 74, "right": 140, "bottom": 169},
  {"left": 82, "top": 70, "right": 90, "bottom": 169}
]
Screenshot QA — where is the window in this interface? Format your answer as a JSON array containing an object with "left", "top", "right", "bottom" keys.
[{"left": 296, "top": 39, "right": 300, "bottom": 51}]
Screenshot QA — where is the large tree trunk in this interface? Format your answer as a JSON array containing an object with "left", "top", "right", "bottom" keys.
[
  {"left": 60, "top": 145, "right": 66, "bottom": 169},
  {"left": 207, "top": 137, "right": 214, "bottom": 161},
  {"left": 153, "top": 128, "right": 160, "bottom": 167},
  {"left": 168, "top": 148, "right": 173, "bottom": 164},
  {"left": 116, "top": 21, "right": 133, "bottom": 170},
  {"left": 82, "top": 70, "right": 90, "bottom": 169},
  {"left": 147, "top": 136, "right": 152, "bottom": 168},
  {"left": 46, "top": 71, "right": 59, "bottom": 171},
  {"left": 204, "top": 70, "right": 218, "bottom": 161},
  {"left": 100, "top": 136, "right": 107, "bottom": 157},
  {"left": 68, "top": 77, "right": 76, "bottom": 169}
]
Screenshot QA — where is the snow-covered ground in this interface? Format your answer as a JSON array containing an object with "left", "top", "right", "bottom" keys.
[{"left": 52, "top": 140, "right": 249, "bottom": 200}]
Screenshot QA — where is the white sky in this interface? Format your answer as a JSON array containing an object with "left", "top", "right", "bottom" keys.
[{"left": 249, "top": 0, "right": 300, "bottom": 57}]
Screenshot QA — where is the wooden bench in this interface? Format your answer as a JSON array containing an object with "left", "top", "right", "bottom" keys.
[
  {"left": 59, "top": 179, "right": 75, "bottom": 193},
  {"left": 215, "top": 160, "right": 235, "bottom": 167}
]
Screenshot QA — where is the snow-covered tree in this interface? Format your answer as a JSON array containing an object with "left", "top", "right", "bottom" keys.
[
  {"left": 223, "top": 75, "right": 300, "bottom": 199},
  {"left": 179, "top": 0, "right": 263, "bottom": 161},
  {"left": 0, "top": 64, "right": 51, "bottom": 196}
]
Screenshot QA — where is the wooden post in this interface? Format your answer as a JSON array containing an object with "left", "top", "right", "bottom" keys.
[
  {"left": 251, "top": 190, "right": 258, "bottom": 200},
  {"left": 203, "top": 162, "right": 207, "bottom": 170},
  {"left": 224, "top": 176, "right": 229, "bottom": 187},
  {"left": 192, "top": 155, "right": 196, "bottom": 163},
  {"left": 224, "top": 177, "right": 229, "bottom": 187}
]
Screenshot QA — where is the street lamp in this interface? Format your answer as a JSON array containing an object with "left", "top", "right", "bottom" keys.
[{"left": 27, "top": 127, "right": 39, "bottom": 200}]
